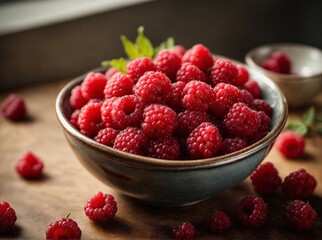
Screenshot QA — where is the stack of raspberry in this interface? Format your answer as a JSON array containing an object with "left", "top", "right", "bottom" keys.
[{"left": 68, "top": 44, "right": 273, "bottom": 160}]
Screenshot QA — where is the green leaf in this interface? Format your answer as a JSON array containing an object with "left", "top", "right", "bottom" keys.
[
  {"left": 154, "top": 37, "right": 175, "bottom": 55},
  {"left": 136, "top": 26, "right": 154, "bottom": 58},
  {"left": 121, "top": 35, "right": 140, "bottom": 60},
  {"left": 303, "top": 107, "right": 315, "bottom": 127},
  {"left": 286, "top": 120, "right": 309, "bottom": 136},
  {"left": 101, "top": 58, "right": 127, "bottom": 73}
]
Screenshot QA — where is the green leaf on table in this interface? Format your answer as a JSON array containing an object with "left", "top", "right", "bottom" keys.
[
  {"left": 303, "top": 106, "right": 315, "bottom": 127},
  {"left": 136, "top": 26, "right": 154, "bottom": 58},
  {"left": 121, "top": 35, "right": 140, "bottom": 60},
  {"left": 101, "top": 57, "right": 127, "bottom": 73},
  {"left": 286, "top": 120, "right": 309, "bottom": 136},
  {"left": 155, "top": 37, "right": 175, "bottom": 55}
]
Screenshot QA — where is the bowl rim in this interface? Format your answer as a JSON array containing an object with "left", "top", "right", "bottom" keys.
[{"left": 55, "top": 65, "right": 288, "bottom": 170}]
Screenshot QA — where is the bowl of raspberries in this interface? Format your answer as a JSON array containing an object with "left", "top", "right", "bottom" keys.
[
  {"left": 56, "top": 29, "right": 287, "bottom": 206},
  {"left": 245, "top": 42, "right": 322, "bottom": 108}
]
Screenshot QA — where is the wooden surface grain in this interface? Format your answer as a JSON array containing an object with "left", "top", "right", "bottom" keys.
[{"left": 1, "top": 79, "right": 322, "bottom": 239}]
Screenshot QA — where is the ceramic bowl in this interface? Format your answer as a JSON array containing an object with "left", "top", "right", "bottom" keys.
[
  {"left": 55, "top": 65, "right": 287, "bottom": 207},
  {"left": 245, "top": 43, "right": 322, "bottom": 108}
]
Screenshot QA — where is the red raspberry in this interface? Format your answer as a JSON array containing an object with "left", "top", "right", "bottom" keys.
[
  {"left": 275, "top": 131, "right": 305, "bottom": 158},
  {"left": 134, "top": 71, "right": 171, "bottom": 105},
  {"left": 105, "top": 67, "right": 119, "bottom": 80},
  {"left": 236, "top": 64, "right": 249, "bottom": 86},
  {"left": 154, "top": 49, "right": 181, "bottom": 80},
  {"left": 94, "top": 127, "right": 119, "bottom": 146},
  {"left": 176, "top": 110, "right": 209, "bottom": 137},
  {"left": 221, "top": 137, "right": 247, "bottom": 155},
  {"left": 69, "top": 109, "right": 80, "bottom": 130},
  {"left": 172, "top": 45, "right": 186, "bottom": 58},
  {"left": 1, "top": 93, "right": 27, "bottom": 121},
  {"left": 234, "top": 195, "right": 267, "bottom": 227},
  {"left": 103, "top": 72, "right": 133, "bottom": 98},
  {"left": 78, "top": 102, "right": 104, "bottom": 137},
  {"left": 81, "top": 72, "right": 107, "bottom": 100},
  {"left": 15, "top": 151, "right": 44, "bottom": 179},
  {"left": 84, "top": 191, "right": 117, "bottom": 222},
  {"left": 248, "top": 111, "right": 271, "bottom": 144},
  {"left": 167, "top": 81, "right": 186, "bottom": 112},
  {"left": 113, "top": 127, "right": 147, "bottom": 155},
  {"left": 243, "top": 80, "right": 262, "bottom": 99},
  {"left": 101, "top": 97, "right": 117, "bottom": 128},
  {"left": 252, "top": 99, "right": 273, "bottom": 116},
  {"left": 69, "top": 86, "right": 88, "bottom": 110},
  {"left": 281, "top": 169, "right": 316, "bottom": 200},
  {"left": 250, "top": 162, "right": 282, "bottom": 195},
  {"left": 176, "top": 62, "right": 208, "bottom": 84},
  {"left": 187, "top": 122, "right": 222, "bottom": 159},
  {"left": 210, "top": 59, "right": 238, "bottom": 87},
  {"left": 182, "top": 44, "right": 214, "bottom": 72},
  {"left": 240, "top": 89, "right": 254, "bottom": 107},
  {"left": 284, "top": 200, "right": 317, "bottom": 231},
  {"left": 126, "top": 57, "right": 156, "bottom": 83},
  {"left": 0, "top": 201, "right": 17, "bottom": 233},
  {"left": 46, "top": 215, "right": 81, "bottom": 240},
  {"left": 223, "top": 103, "right": 261, "bottom": 138},
  {"left": 205, "top": 210, "right": 231, "bottom": 233},
  {"left": 270, "top": 51, "right": 291, "bottom": 74},
  {"left": 172, "top": 221, "right": 195, "bottom": 240},
  {"left": 146, "top": 136, "right": 180, "bottom": 160},
  {"left": 260, "top": 58, "right": 281, "bottom": 73}
]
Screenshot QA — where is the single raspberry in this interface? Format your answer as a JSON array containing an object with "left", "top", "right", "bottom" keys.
[
  {"left": 111, "top": 95, "right": 143, "bottom": 129},
  {"left": 101, "top": 97, "right": 118, "bottom": 128},
  {"left": 94, "top": 127, "right": 119, "bottom": 146},
  {"left": 103, "top": 72, "right": 133, "bottom": 98},
  {"left": 281, "top": 169, "right": 317, "bottom": 200},
  {"left": 252, "top": 99, "right": 273, "bottom": 116},
  {"left": 176, "top": 62, "right": 208, "bottom": 84},
  {"left": 223, "top": 103, "right": 261, "bottom": 138},
  {"left": 46, "top": 215, "right": 81, "bottom": 240},
  {"left": 142, "top": 104, "right": 177, "bottom": 138},
  {"left": 166, "top": 81, "right": 186, "bottom": 112},
  {"left": 113, "top": 127, "right": 147, "bottom": 155},
  {"left": 172, "top": 45, "right": 186, "bottom": 58},
  {"left": 78, "top": 102, "right": 104, "bottom": 137},
  {"left": 15, "top": 151, "right": 44, "bottom": 179},
  {"left": 234, "top": 195, "right": 267, "bottom": 227},
  {"left": 81, "top": 72, "right": 107, "bottom": 100},
  {"left": 260, "top": 58, "right": 281, "bottom": 73},
  {"left": 250, "top": 162, "right": 282, "bottom": 195},
  {"left": 182, "top": 80, "right": 214, "bottom": 111},
  {"left": 284, "top": 200, "right": 317, "bottom": 231},
  {"left": 154, "top": 49, "right": 181, "bottom": 80},
  {"left": 126, "top": 57, "right": 156, "bottom": 83},
  {"left": 205, "top": 210, "right": 231, "bottom": 233},
  {"left": 248, "top": 111, "right": 271, "bottom": 144},
  {"left": 240, "top": 89, "right": 254, "bottom": 107},
  {"left": 69, "top": 86, "right": 88, "bottom": 110},
  {"left": 176, "top": 110, "right": 209, "bottom": 137},
  {"left": 134, "top": 71, "right": 171, "bottom": 105},
  {"left": 243, "top": 80, "right": 262, "bottom": 99},
  {"left": 221, "top": 137, "right": 247, "bottom": 155},
  {"left": 69, "top": 109, "right": 80, "bottom": 130},
  {"left": 105, "top": 67, "right": 119, "bottom": 80},
  {"left": 275, "top": 131, "right": 305, "bottom": 158},
  {"left": 1, "top": 93, "right": 27, "bottom": 121},
  {"left": 146, "top": 136, "right": 180, "bottom": 160},
  {"left": 172, "top": 221, "right": 195, "bottom": 239},
  {"left": 187, "top": 122, "right": 222, "bottom": 159},
  {"left": 182, "top": 44, "right": 214, "bottom": 72},
  {"left": 236, "top": 64, "right": 249, "bottom": 86},
  {"left": 0, "top": 201, "right": 17, "bottom": 233},
  {"left": 84, "top": 191, "right": 117, "bottom": 222},
  {"left": 210, "top": 59, "right": 238, "bottom": 87}
]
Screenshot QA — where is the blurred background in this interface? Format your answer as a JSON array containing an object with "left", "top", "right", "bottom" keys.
[{"left": 0, "top": 0, "right": 321, "bottom": 90}]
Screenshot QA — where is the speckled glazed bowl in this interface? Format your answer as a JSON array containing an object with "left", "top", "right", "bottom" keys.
[{"left": 56, "top": 64, "right": 287, "bottom": 207}]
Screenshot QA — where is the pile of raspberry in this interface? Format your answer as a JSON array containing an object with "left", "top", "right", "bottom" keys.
[
  {"left": 68, "top": 44, "right": 273, "bottom": 160},
  {"left": 260, "top": 50, "right": 292, "bottom": 74}
]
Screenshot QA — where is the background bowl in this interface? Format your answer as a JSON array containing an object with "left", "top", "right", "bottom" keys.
[
  {"left": 245, "top": 43, "right": 322, "bottom": 108},
  {"left": 56, "top": 65, "right": 287, "bottom": 207}
]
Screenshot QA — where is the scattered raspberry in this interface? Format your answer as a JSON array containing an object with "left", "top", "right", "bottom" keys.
[
  {"left": 84, "top": 191, "right": 117, "bottom": 222},
  {"left": 252, "top": 99, "right": 273, "bottom": 116},
  {"left": 113, "top": 127, "right": 147, "bottom": 155},
  {"left": 234, "top": 195, "right": 267, "bottom": 227},
  {"left": 69, "top": 86, "right": 88, "bottom": 110},
  {"left": 182, "top": 43, "right": 214, "bottom": 72},
  {"left": 94, "top": 127, "right": 119, "bottom": 146},
  {"left": 281, "top": 169, "right": 316, "bottom": 200},
  {"left": 154, "top": 49, "right": 181, "bottom": 80},
  {"left": 172, "top": 45, "right": 186, "bottom": 58},
  {"left": 46, "top": 215, "right": 81, "bottom": 240},
  {"left": 103, "top": 72, "right": 133, "bottom": 98},
  {"left": 126, "top": 57, "right": 156, "bottom": 83},
  {"left": 0, "top": 201, "right": 17, "bottom": 233},
  {"left": 1, "top": 93, "right": 27, "bottom": 121},
  {"left": 275, "top": 131, "right": 305, "bottom": 158},
  {"left": 221, "top": 137, "right": 247, "bottom": 155},
  {"left": 176, "top": 110, "right": 209, "bottom": 137},
  {"left": 81, "top": 72, "right": 107, "bottom": 100},
  {"left": 69, "top": 109, "right": 80, "bottom": 130},
  {"left": 105, "top": 67, "right": 119, "bottom": 80},
  {"left": 205, "top": 210, "right": 231, "bottom": 233},
  {"left": 284, "top": 200, "right": 317, "bottom": 231},
  {"left": 146, "top": 136, "right": 180, "bottom": 160},
  {"left": 172, "top": 221, "right": 195, "bottom": 239},
  {"left": 244, "top": 80, "right": 262, "bottom": 99},
  {"left": 176, "top": 62, "right": 208, "bottom": 84},
  {"left": 15, "top": 151, "right": 44, "bottom": 179},
  {"left": 210, "top": 59, "right": 238, "bottom": 87},
  {"left": 101, "top": 97, "right": 117, "bottom": 128},
  {"left": 78, "top": 102, "right": 104, "bottom": 137},
  {"left": 167, "top": 81, "right": 186, "bottom": 112},
  {"left": 250, "top": 162, "right": 282, "bottom": 195},
  {"left": 236, "top": 64, "right": 249, "bottom": 86}
]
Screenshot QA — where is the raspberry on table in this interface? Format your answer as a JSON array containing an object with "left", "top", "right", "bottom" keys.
[
  {"left": 167, "top": 81, "right": 186, "bottom": 112},
  {"left": 81, "top": 72, "right": 107, "bottom": 100},
  {"left": 46, "top": 215, "right": 81, "bottom": 240},
  {"left": 234, "top": 195, "right": 267, "bottom": 227},
  {"left": 283, "top": 200, "right": 317, "bottom": 231},
  {"left": 210, "top": 59, "right": 238, "bottom": 87},
  {"left": 84, "top": 191, "right": 117, "bottom": 222},
  {"left": 243, "top": 80, "right": 262, "bottom": 99},
  {"left": 281, "top": 168, "right": 316, "bottom": 200},
  {"left": 94, "top": 127, "right": 119, "bottom": 146},
  {"left": 172, "top": 221, "right": 195, "bottom": 239},
  {"left": 275, "top": 130, "right": 305, "bottom": 158},
  {"left": 205, "top": 210, "right": 231, "bottom": 233},
  {"left": 69, "top": 86, "right": 88, "bottom": 110},
  {"left": 103, "top": 72, "right": 134, "bottom": 98},
  {"left": 0, "top": 201, "right": 17, "bottom": 233},
  {"left": 176, "top": 62, "right": 208, "bottom": 84},
  {"left": 146, "top": 136, "right": 180, "bottom": 160},
  {"left": 154, "top": 49, "right": 181, "bottom": 80},
  {"left": 15, "top": 151, "right": 44, "bottom": 179},
  {"left": 126, "top": 57, "right": 156, "bottom": 83},
  {"left": 182, "top": 43, "right": 214, "bottom": 72},
  {"left": 1, "top": 93, "right": 27, "bottom": 121},
  {"left": 176, "top": 110, "right": 209, "bottom": 137},
  {"left": 236, "top": 64, "right": 249, "bottom": 86},
  {"left": 78, "top": 101, "right": 104, "bottom": 137},
  {"left": 221, "top": 137, "right": 248, "bottom": 155}
]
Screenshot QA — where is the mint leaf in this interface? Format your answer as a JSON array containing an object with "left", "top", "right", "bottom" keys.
[
  {"left": 121, "top": 35, "right": 140, "bottom": 60},
  {"left": 101, "top": 58, "right": 127, "bottom": 73},
  {"left": 286, "top": 120, "right": 309, "bottom": 136},
  {"left": 303, "top": 107, "right": 315, "bottom": 127},
  {"left": 136, "top": 26, "right": 154, "bottom": 58},
  {"left": 155, "top": 37, "right": 175, "bottom": 55}
]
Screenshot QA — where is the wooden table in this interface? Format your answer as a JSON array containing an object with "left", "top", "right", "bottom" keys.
[{"left": 1, "top": 79, "right": 322, "bottom": 239}]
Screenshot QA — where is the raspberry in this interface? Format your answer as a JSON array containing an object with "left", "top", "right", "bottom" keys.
[
  {"left": 69, "top": 109, "right": 80, "bottom": 129},
  {"left": 243, "top": 80, "right": 262, "bottom": 99},
  {"left": 172, "top": 45, "right": 186, "bottom": 58},
  {"left": 46, "top": 216, "right": 81, "bottom": 240},
  {"left": 15, "top": 151, "right": 44, "bottom": 179},
  {"left": 210, "top": 59, "right": 238, "bottom": 87},
  {"left": 234, "top": 195, "right": 267, "bottom": 227},
  {"left": 248, "top": 111, "right": 271, "bottom": 144},
  {"left": 223, "top": 103, "right": 261, "bottom": 138},
  {"left": 260, "top": 58, "right": 281, "bottom": 73},
  {"left": 176, "top": 62, "right": 208, "bottom": 84},
  {"left": 81, "top": 72, "right": 107, "bottom": 100},
  {"left": 142, "top": 104, "right": 177, "bottom": 139},
  {"left": 240, "top": 89, "right": 254, "bottom": 107},
  {"left": 0, "top": 201, "right": 17, "bottom": 232},
  {"left": 275, "top": 131, "right": 305, "bottom": 158},
  {"left": 281, "top": 169, "right": 316, "bottom": 200},
  {"left": 176, "top": 110, "right": 209, "bottom": 137},
  {"left": 134, "top": 71, "right": 171, "bottom": 105},
  {"left": 84, "top": 191, "right": 117, "bottom": 222},
  {"left": 172, "top": 221, "right": 195, "bottom": 239},
  {"left": 250, "top": 162, "right": 282, "bottom": 195},
  {"left": 126, "top": 57, "right": 156, "bottom": 83},
  {"left": 221, "top": 137, "right": 247, "bottom": 155},
  {"left": 113, "top": 127, "right": 147, "bottom": 155},
  {"left": 146, "top": 136, "right": 180, "bottom": 160},
  {"left": 252, "top": 99, "right": 273, "bottom": 116},
  {"left": 69, "top": 86, "right": 88, "bottom": 110},
  {"left": 101, "top": 97, "right": 117, "bottom": 128},
  {"left": 94, "top": 127, "right": 119, "bottom": 146},
  {"left": 284, "top": 200, "right": 317, "bottom": 231},
  {"left": 167, "top": 81, "right": 186, "bottom": 112},
  {"left": 78, "top": 102, "right": 104, "bottom": 137},
  {"left": 105, "top": 67, "right": 119, "bottom": 80},
  {"left": 182, "top": 44, "right": 214, "bottom": 72},
  {"left": 187, "top": 122, "right": 222, "bottom": 159},
  {"left": 270, "top": 51, "right": 291, "bottom": 74},
  {"left": 103, "top": 72, "right": 133, "bottom": 98},
  {"left": 205, "top": 210, "right": 231, "bottom": 233},
  {"left": 1, "top": 93, "right": 27, "bottom": 121},
  {"left": 236, "top": 64, "right": 249, "bottom": 86},
  {"left": 154, "top": 49, "right": 181, "bottom": 80},
  {"left": 182, "top": 80, "right": 214, "bottom": 111}
]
